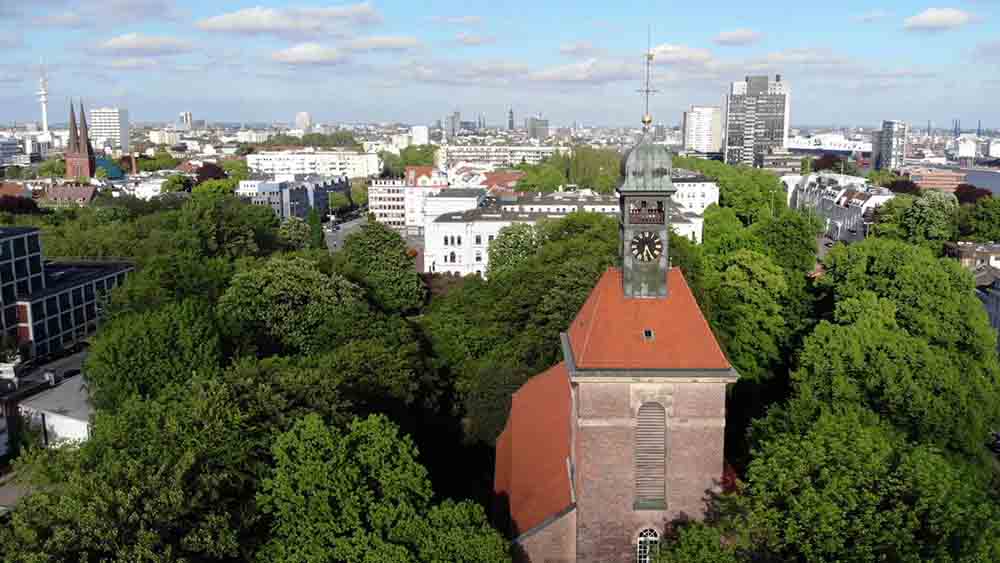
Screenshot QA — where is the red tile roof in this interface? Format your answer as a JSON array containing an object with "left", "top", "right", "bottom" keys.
[
  {"left": 43, "top": 184, "right": 96, "bottom": 205},
  {"left": 494, "top": 362, "right": 573, "bottom": 536},
  {"left": 567, "top": 268, "right": 730, "bottom": 370},
  {"left": 0, "top": 183, "right": 29, "bottom": 198},
  {"left": 483, "top": 170, "right": 525, "bottom": 189}
]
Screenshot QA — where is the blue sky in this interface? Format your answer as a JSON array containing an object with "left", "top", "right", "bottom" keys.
[{"left": 0, "top": 0, "right": 998, "bottom": 127}]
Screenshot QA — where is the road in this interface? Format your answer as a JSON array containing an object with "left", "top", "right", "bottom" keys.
[{"left": 324, "top": 216, "right": 366, "bottom": 251}]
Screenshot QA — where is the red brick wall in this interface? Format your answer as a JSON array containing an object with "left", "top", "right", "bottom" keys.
[
  {"left": 516, "top": 509, "right": 577, "bottom": 563},
  {"left": 573, "top": 378, "right": 728, "bottom": 562}
]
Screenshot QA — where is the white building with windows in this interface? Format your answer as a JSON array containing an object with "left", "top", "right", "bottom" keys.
[
  {"left": 411, "top": 125, "right": 429, "bottom": 146},
  {"left": 0, "top": 136, "right": 18, "bottom": 166},
  {"left": 236, "top": 130, "right": 273, "bottom": 144},
  {"left": 148, "top": 130, "right": 180, "bottom": 146},
  {"left": 871, "top": 120, "right": 908, "bottom": 171},
  {"left": 442, "top": 145, "right": 570, "bottom": 168},
  {"left": 247, "top": 150, "right": 380, "bottom": 178},
  {"left": 88, "top": 107, "right": 130, "bottom": 152},
  {"left": 682, "top": 106, "right": 722, "bottom": 154},
  {"left": 370, "top": 166, "right": 452, "bottom": 236}
]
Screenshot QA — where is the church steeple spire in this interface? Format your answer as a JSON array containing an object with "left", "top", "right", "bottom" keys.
[
  {"left": 78, "top": 101, "right": 93, "bottom": 157},
  {"left": 67, "top": 101, "right": 80, "bottom": 153}
]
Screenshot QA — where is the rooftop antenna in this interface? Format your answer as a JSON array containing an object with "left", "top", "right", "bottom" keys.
[{"left": 637, "top": 25, "right": 658, "bottom": 130}]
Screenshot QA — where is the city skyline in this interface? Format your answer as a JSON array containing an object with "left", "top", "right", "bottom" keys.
[{"left": 0, "top": 1, "right": 998, "bottom": 127}]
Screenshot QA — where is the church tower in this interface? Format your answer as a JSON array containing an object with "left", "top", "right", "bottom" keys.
[
  {"left": 64, "top": 101, "right": 96, "bottom": 180},
  {"left": 495, "top": 44, "right": 738, "bottom": 563}
]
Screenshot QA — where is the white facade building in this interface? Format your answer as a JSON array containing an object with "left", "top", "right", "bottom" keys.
[
  {"left": 236, "top": 130, "right": 273, "bottom": 144},
  {"left": 89, "top": 107, "right": 130, "bottom": 152},
  {"left": 424, "top": 189, "right": 707, "bottom": 277},
  {"left": 247, "top": 150, "right": 381, "bottom": 178},
  {"left": 369, "top": 166, "right": 452, "bottom": 236},
  {"left": 671, "top": 169, "right": 721, "bottom": 215},
  {"left": 786, "top": 172, "right": 894, "bottom": 241},
  {"left": 295, "top": 112, "right": 313, "bottom": 132},
  {"left": 411, "top": 126, "right": 429, "bottom": 146},
  {"left": 0, "top": 136, "right": 18, "bottom": 166},
  {"left": 148, "top": 130, "right": 180, "bottom": 146},
  {"left": 442, "top": 145, "right": 570, "bottom": 167},
  {"left": 871, "top": 120, "right": 908, "bottom": 171},
  {"left": 682, "top": 106, "right": 723, "bottom": 153},
  {"left": 957, "top": 136, "right": 978, "bottom": 159}
]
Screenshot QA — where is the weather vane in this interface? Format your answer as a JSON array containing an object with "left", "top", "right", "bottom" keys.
[{"left": 637, "top": 26, "right": 658, "bottom": 129}]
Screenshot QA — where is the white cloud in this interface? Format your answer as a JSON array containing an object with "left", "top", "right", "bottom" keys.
[
  {"left": 343, "top": 35, "right": 422, "bottom": 52},
  {"left": 431, "top": 15, "right": 482, "bottom": 25},
  {"left": 272, "top": 43, "right": 347, "bottom": 66},
  {"left": 904, "top": 8, "right": 974, "bottom": 31},
  {"left": 651, "top": 44, "right": 714, "bottom": 66},
  {"left": 456, "top": 32, "right": 495, "bottom": 46},
  {"left": 106, "top": 57, "right": 160, "bottom": 70},
  {"left": 559, "top": 41, "right": 603, "bottom": 57},
  {"left": 712, "top": 29, "right": 763, "bottom": 46},
  {"left": 197, "top": 3, "right": 380, "bottom": 37},
  {"left": 97, "top": 33, "right": 192, "bottom": 56},
  {"left": 529, "top": 58, "right": 633, "bottom": 84},
  {"left": 853, "top": 9, "right": 892, "bottom": 23}
]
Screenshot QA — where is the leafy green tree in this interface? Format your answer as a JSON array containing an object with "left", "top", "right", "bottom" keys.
[
  {"left": 463, "top": 363, "right": 533, "bottom": 445},
  {"left": 84, "top": 299, "right": 222, "bottom": 410},
  {"left": 654, "top": 522, "right": 737, "bottom": 563},
  {"left": 336, "top": 219, "right": 426, "bottom": 314},
  {"left": 487, "top": 223, "right": 543, "bottom": 278},
  {"left": 94, "top": 166, "right": 109, "bottom": 180},
  {"left": 256, "top": 414, "right": 510, "bottom": 563},
  {"left": 221, "top": 159, "right": 250, "bottom": 182},
  {"left": 749, "top": 209, "right": 823, "bottom": 273},
  {"left": 37, "top": 158, "right": 65, "bottom": 178},
  {"left": 4, "top": 165, "right": 25, "bottom": 179},
  {"left": 192, "top": 178, "right": 238, "bottom": 196},
  {"left": 179, "top": 191, "right": 280, "bottom": 258},
  {"left": 307, "top": 208, "right": 324, "bottom": 249},
  {"left": 674, "top": 156, "right": 786, "bottom": 225},
  {"left": 867, "top": 169, "right": 899, "bottom": 187},
  {"left": 954, "top": 183, "right": 992, "bottom": 205},
  {"left": 2, "top": 379, "right": 264, "bottom": 562},
  {"left": 516, "top": 162, "right": 567, "bottom": 191},
  {"left": 162, "top": 174, "right": 193, "bottom": 193},
  {"left": 329, "top": 191, "right": 351, "bottom": 214},
  {"left": 278, "top": 217, "right": 311, "bottom": 250},
  {"left": 705, "top": 250, "right": 788, "bottom": 382},
  {"left": 399, "top": 144, "right": 438, "bottom": 167},
  {"left": 701, "top": 206, "right": 762, "bottom": 262},
  {"left": 799, "top": 157, "right": 812, "bottom": 175},
  {"left": 218, "top": 256, "right": 372, "bottom": 355},
  {"left": 380, "top": 150, "right": 403, "bottom": 177},
  {"left": 963, "top": 195, "right": 1000, "bottom": 242},
  {"left": 350, "top": 179, "right": 368, "bottom": 207},
  {"left": 742, "top": 405, "right": 1000, "bottom": 562},
  {"left": 137, "top": 151, "right": 181, "bottom": 172},
  {"left": 107, "top": 253, "right": 235, "bottom": 317}
]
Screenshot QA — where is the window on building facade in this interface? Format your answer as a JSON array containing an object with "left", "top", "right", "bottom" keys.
[
  {"left": 635, "top": 402, "right": 666, "bottom": 508},
  {"left": 457, "top": 236, "right": 462, "bottom": 246},
  {"left": 475, "top": 235, "right": 482, "bottom": 245},
  {"left": 636, "top": 529, "right": 659, "bottom": 563},
  {"left": 475, "top": 252, "right": 482, "bottom": 263},
  {"left": 449, "top": 252, "right": 456, "bottom": 263}
]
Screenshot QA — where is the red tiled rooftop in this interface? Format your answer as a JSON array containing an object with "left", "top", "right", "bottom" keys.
[
  {"left": 567, "top": 268, "right": 730, "bottom": 371},
  {"left": 494, "top": 362, "right": 573, "bottom": 536},
  {"left": 0, "top": 183, "right": 29, "bottom": 198}
]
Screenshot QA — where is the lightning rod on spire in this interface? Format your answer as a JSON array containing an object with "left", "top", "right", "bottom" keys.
[{"left": 637, "top": 26, "right": 658, "bottom": 129}]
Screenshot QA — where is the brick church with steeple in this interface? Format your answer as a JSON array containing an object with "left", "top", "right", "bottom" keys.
[
  {"left": 64, "top": 101, "right": 96, "bottom": 180},
  {"left": 494, "top": 59, "right": 739, "bottom": 563}
]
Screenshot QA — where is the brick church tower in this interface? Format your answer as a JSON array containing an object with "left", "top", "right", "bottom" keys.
[
  {"left": 494, "top": 63, "right": 739, "bottom": 563},
  {"left": 64, "top": 101, "right": 96, "bottom": 180}
]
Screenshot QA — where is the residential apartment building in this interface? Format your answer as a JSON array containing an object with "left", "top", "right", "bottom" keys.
[
  {"left": 682, "top": 106, "right": 723, "bottom": 154},
  {"left": 247, "top": 150, "right": 381, "bottom": 178},
  {"left": 236, "top": 175, "right": 344, "bottom": 220},
  {"left": 526, "top": 116, "right": 550, "bottom": 140},
  {"left": 443, "top": 145, "right": 569, "bottom": 168},
  {"left": 670, "top": 168, "right": 721, "bottom": 214},
  {"left": 236, "top": 130, "right": 273, "bottom": 144},
  {"left": 901, "top": 166, "right": 966, "bottom": 192},
  {"left": 148, "top": 130, "right": 180, "bottom": 146},
  {"left": 0, "top": 227, "right": 132, "bottom": 360},
  {"left": 871, "top": 120, "right": 908, "bottom": 171},
  {"left": 88, "top": 107, "right": 130, "bottom": 152},
  {"left": 786, "top": 172, "right": 894, "bottom": 241},
  {"left": 723, "top": 75, "right": 790, "bottom": 166},
  {"left": 0, "top": 136, "right": 19, "bottom": 166}
]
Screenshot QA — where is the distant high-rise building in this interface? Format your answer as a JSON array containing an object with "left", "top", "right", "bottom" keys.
[
  {"left": 722, "top": 74, "right": 790, "bottom": 166},
  {"left": 526, "top": 115, "right": 549, "bottom": 140},
  {"left": 411, "top": 125, "right": 429, "bottom": 146},
  {"left": 295, "top": 112, "right": 313, "bottom": 132},
  {"left": 446, "top": 111, "right": 461, "bottom": 140},
  {"left": 682, "top": 106, "right": 723, "bottom": 153},
  {"left": 65, "top": 101, "right": 96, "bottom": 179},
  {"left": 653, "top": 123, "right": 666, "bottom": 142},
  {"left": 178, "top": 111, "right": 193, "bottom": 130},
  {"left": 508, "top": 108, "right": 515, "bottom": 131},
  {"left": 871, "top": 120, "right": 908, "bottom": 171},
  {"left": 89, "top": 107, "right": 130, "bottom": 152}
]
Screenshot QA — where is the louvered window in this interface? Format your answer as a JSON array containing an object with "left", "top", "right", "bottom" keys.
[{"left": 635, "top": 402, "right": 666, "bottom": 508}]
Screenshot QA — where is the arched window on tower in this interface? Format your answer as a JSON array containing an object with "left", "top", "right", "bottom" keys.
[
  {"left": 636, "top": 528, "right": 659, "bottom": 563},
  {"left": 635, "top": 402, "right": 666, "bottom": 508}
]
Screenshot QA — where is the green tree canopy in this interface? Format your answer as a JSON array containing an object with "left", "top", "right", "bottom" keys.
[
  {"left": 192, "top": 178, "right": 238, "bottom": 196},
  {"left": 962, "top": 195, "right": 1000, "bottom": 242},
  {"left": 37, "top": 158, "right": 66, "bottom": 178},
  {"left": 256, "top": 414, "right": 510, "bottom": 563},
  {"left": 162, "top": 174, "right": 193, "bottom": 193},
  {"left": 221, "top": 159, "right": 250, "bottom": 182},
  {"left": 179, "top": 192, "right": 279, "bottom": 258},
  {"left": 487, "top": 222, "right": 543, "bottom": 278},
  {"left": 278, "top": 217, "right": 311, "bottom": 250},
  {"left": 336, "top": 219, "right": 425, "bottom": 314},
  {"left": 84, "top": 298, "right": 222, "bottom": 410}
]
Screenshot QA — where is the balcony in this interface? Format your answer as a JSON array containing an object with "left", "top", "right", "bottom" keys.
[{"left": 629, "top": 209, "right": 665, "bottom": 225}]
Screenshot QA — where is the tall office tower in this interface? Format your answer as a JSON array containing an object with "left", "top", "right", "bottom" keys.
[
  {"left": 295, "top": 111, "right": 313, "bottom": 132},
  {"left": 526, "top": 114, "right": 549, "bottom": 140},
  {"left": 722, "top": 74, "right": 790, "bottom": 166},
  {"left": 871, "top": 120, "right": 908, "bottom": 171},
  {"left": 445, "top": 111, "right": 461, "bottom": 140},
  {"left": 37, "top": 69, "right": 49, "bottom": 133},
  {"left": 178, "top": 111, "right": 193, "bottom": 130},
  {"left": 410, "top": 125, "right": 429, "bottom": 146},
  {"left": 508, "top": 108, "right": 515, "bottom": 131},
  {"left": 89, "top": 107, "right": 130, "bottom": 152},
  {"left": 653, "top": 123, "right": 666, "bottom": 142},
  {"left": 682, "top": 105, "right": 723, "bottom": 153}
]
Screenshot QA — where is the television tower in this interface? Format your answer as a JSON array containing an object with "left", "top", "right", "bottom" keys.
[{"left": 37, "top": 62, "right": 49, "bottom": 133}]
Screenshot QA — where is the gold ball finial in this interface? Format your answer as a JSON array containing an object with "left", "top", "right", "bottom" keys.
[{"left": 642, "top": 114, "right": 653, "bottom": 126}]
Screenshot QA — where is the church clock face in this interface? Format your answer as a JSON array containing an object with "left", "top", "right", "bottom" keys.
[{"left": 630, "top": 231, "right": 662, "bottom": 262}]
